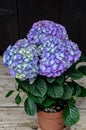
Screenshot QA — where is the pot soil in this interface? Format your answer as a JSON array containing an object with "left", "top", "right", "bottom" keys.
[{"left": 37, "top": 111, "right": 66, "bottom": 130}]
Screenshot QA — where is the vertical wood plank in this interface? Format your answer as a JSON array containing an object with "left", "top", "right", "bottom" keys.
[
  {"left": 17, "top": 0, "right": 61, "bottom": 38},
  {"left": 61, "top": 0, "right": 86, "bottom": 53},
  {"left": 0, "top": 0, "right": 18, "bottom": 52}
]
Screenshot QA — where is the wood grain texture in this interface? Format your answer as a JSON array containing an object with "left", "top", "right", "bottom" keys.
[
  {"left": 0, "top": 108, "right": 38, "bottom": 129},
  {"left": 0, "top": 57, "right": 86, "bottom": 130},
  {"left": 0, "top": 75, "right": 27, "bottom": 107},
  {"left": 0, "top": 57, "right": 9, "bottom": 75},
  {"left": 0, "top": 108, "right": 86, "bottom": 130}
]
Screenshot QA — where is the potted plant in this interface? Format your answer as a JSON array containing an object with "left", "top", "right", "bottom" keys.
[{"left": 3, "top": 20, "right": 86, "bottom": 130}]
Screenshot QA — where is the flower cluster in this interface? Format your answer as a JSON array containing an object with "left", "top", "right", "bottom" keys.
[
  {"left": 3, "top": 38, "right": 38, "bottom": 81},
  {"left": 3, "top": 20, "right": 81, "bottom": 81},
  {"left": 38, "top": 37, "right": 81, "bottom": 77},
  {"left": 27, "top": 20, "right": 68, "bottom": 44},
  {"left": 27, "top": 20, "right": 81, "bottom": 77}
]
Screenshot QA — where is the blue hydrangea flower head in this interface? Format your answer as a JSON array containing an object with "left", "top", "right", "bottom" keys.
[{"left": 3, "top": 38, "right": 38, "bottom": 82}]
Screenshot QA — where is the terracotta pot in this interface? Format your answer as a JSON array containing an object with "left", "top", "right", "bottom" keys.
[{"left": 37, "top": 111, "right": 66, "bottom": 130}]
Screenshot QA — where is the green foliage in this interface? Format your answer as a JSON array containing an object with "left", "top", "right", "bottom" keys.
[
  {"left": 68, "top": 99, "right": 76, "bottom": 106},
  {"left": 74, "top": 85, "right": 81, "bottom": 97},
  {"left": 67, "top": 68, "right": 83, "bottom": 80},
  {"left": 78, "top": 66, "right": 86, "bottom": 75},
  {"left": 16, "top": 79, "right": 29, "bottom": 91},
  {"left": 26, "top": 79, "right": 47, "bottom": 97},
  {"left": 15, "top": 78, "right": 27, "bottom": 92},
  {"left": 63, "top": 105, "right": 80, "bottom": 126},
  {"left": 78, "top": 53, "right": 86, "bottom": 62},
  {"left": 47, "top": 83, "right": 63, "bottom": 98},
  {"left": 61, "top": 84, "right": 73, "bottom": 99},
  {"left": 29, "top": 94, "right": 46, "bottom": 104},
  {"left": 46, "top": 77, "right": 55, "bottom": 83},
  {"left": 66, "top": 81, "right": 81, "bottom": 97},
  {"left": 42, "top": 97, "right": 56, "bottom": 108},
  {"left": 16, "top": 78, "right": 47, "bottom": 97},
  {"left": 16, "top": 78, "right": 23, "bottom": 85},
  {"left": 6, "top": 90, "right": 14, "bottom": 97},
  {"left": 15, "top": 94, "right": 21, "bottom": 105},
  {"left": 55, "top": 74, "right": 64, "bottom": 84},
  {"left": 24, "top": 98, "right": 37, "bottom": 116},
  {"left": 7, "top": 61, "right": 86, "bottom": 125},
  {"left": 79, "top": 86, "right": 86, "bottom": 97}
]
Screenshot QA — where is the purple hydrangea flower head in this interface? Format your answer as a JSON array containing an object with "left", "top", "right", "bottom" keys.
[
  {"left": 27, "top": 20, "right": 68, "bottom": 44},
  {"left": 38, "top": 37, "right": 81, "bottom": 77},
  {"left": 3, "top": 38, "right": 39, "bottom": 81},
  {"left": 3, "top": 20, "right": 82, "bottom": 80},
  {"left": 27, "top": 20, "right": 81, "bottom": 77}
]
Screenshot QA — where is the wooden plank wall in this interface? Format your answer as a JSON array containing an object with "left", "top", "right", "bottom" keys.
[{"left": 0, "top": 57, "right": 86, "bottom": 130}]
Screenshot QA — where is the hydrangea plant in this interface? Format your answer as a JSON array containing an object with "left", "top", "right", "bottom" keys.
[{"left": 3, "top": 20, "right": 86, "bottom": 127}]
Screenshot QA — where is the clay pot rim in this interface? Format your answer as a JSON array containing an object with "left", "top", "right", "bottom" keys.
[{"left": 37, "top": 110, "right": 63, "bottom": 119}]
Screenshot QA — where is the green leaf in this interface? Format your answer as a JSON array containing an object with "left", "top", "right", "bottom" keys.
[
  {"left": 15, "top": 94, "right": 21, "bottom": 104},
  {"left": 15, "top": 78, "right": 23, "bottom": 85},
  {"left": 66, "top": 81, "right": 77, "bottom": 88},
  {"left": 19, "top": 82, "right": 29, "bottom": 92},
  {"left": 74, "top": 85, "right": 81, "bottom": 97},
  {"left": 67, "top": 68, "right": 83, "bottom": 80},
  {"left": 46, "top": 77, "right": 55, "bottom": 83},
  {"left": 47, "top": 83, "right": 63, "bottom": 98},
  {"left": 27, "top": 79, "right": 47, "bottom": 97},
  {"left": 61, "top": 84, "right": 73, "bottom": 99},
  {"left": 5, "top": 90, "right": 14, "bottom": 97},
  {"left": 68, "top": 99, "right": 76, "bottom": 106},
  {"left": 66, "top": 81, "right": 81, "bottom": 97},
  {"left": 78, "top": 53, "right": 86, "bottom": 62},
  {"left": 66, "top": 82, "right": 76, "bottom": 95},
  {"left": 24, "top": 98, "right": 37, "bottom": 116},
  {"left": 78, "top": 66, "right": 86, "bottom": 75},
  {"left": 29, "top": 94, "right": 46, "bottom": 104},
  {"left": 18, "top": 84, "right": 26, "bottom": 92},
  {"left": 66, "top": 81, "right": 82, "bottom": 97},
  {"left": 16, "top": 78, "right": 28, "bottom": 91},
  {"left": 63, "top": 105, "right": 80, "bottom": 126},
  {"left": 42, "top": 98, "right": 55, "bottom": 107},
  {"left": 16, "top": 78, "right": 47, "bottom": 98},
  {"left": 79, "top": 86, "right": 86, "bottom": 97},
  {"left": 55, "top": 74, "right": 64, "bottom": 84}
]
